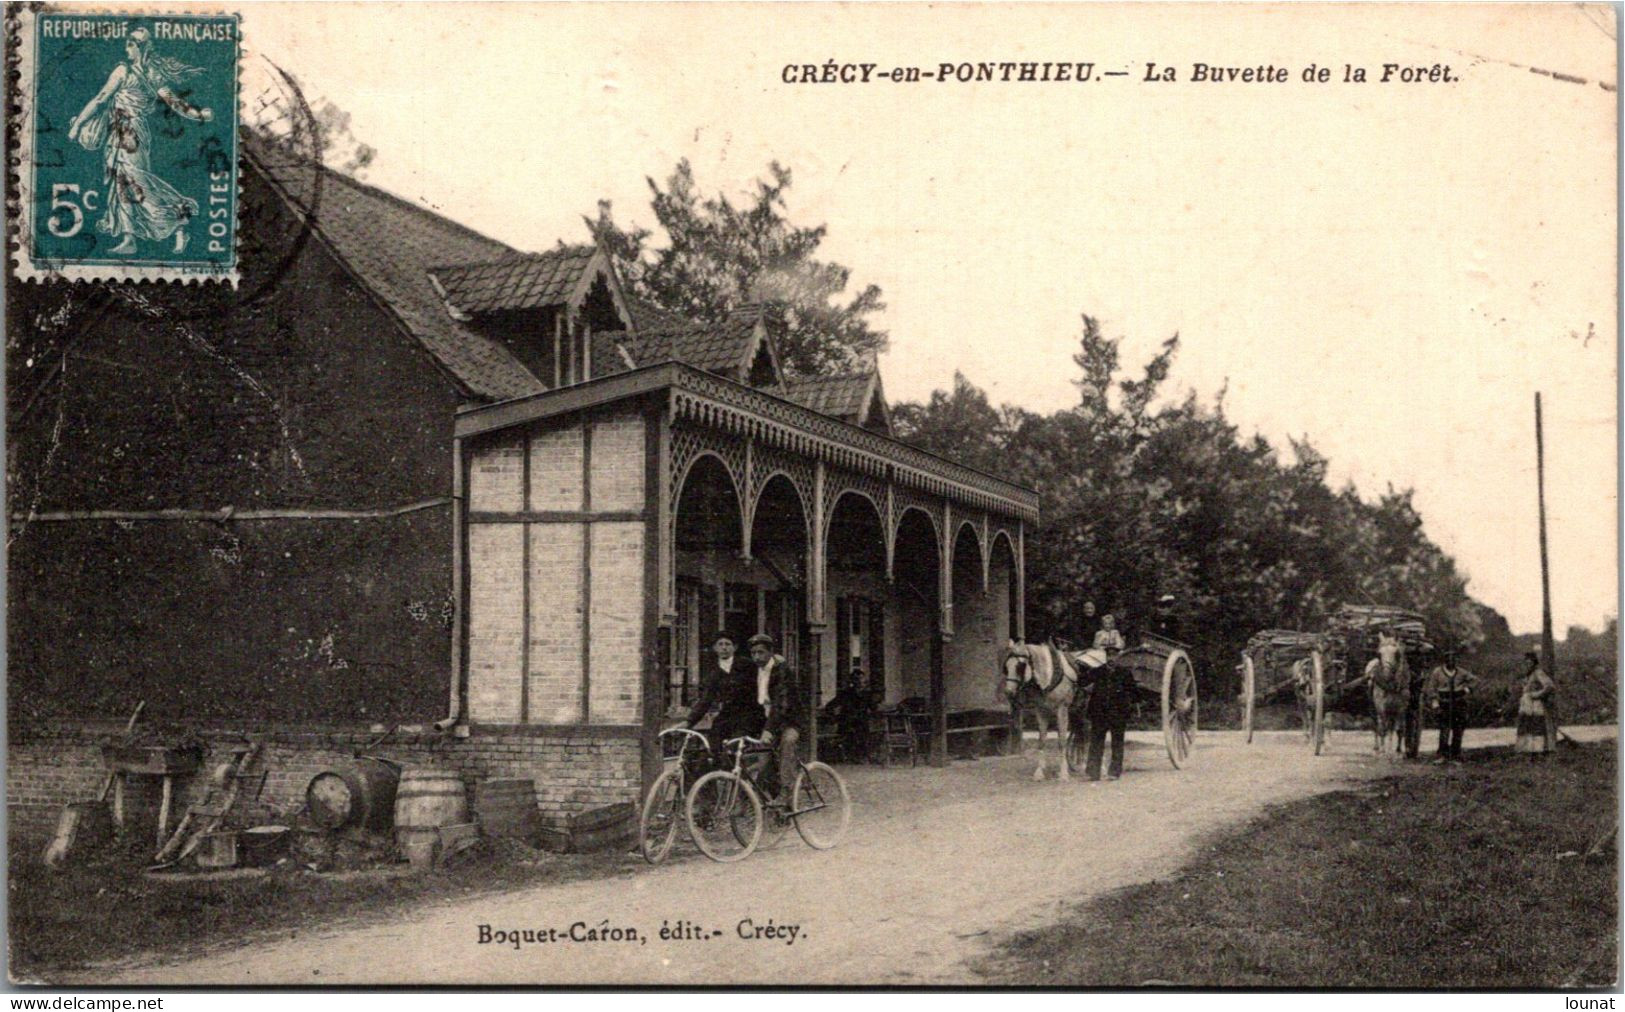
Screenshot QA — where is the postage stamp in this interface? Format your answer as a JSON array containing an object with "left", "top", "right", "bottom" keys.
[{"left": 12, "top": 9, "right": 241, "bottom": 283}]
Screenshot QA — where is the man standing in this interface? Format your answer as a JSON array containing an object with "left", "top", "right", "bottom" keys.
[
  {"left": 684, "top": 633, "right": 764, "bottom": 761},
  {"left": 1081, "top": 654, "right": 1134, "bottom": 781},
  {"left": 750, "top": 632, "right": 806, "bottom": 801},
  {"left": 1402, "top": 649, "right": 1427, "bottom": 760},
  {"left": 1425, "top": 650, "right": 1477, "bottom": 762}
]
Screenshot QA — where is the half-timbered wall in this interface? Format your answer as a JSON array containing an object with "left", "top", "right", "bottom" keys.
[{"left": 465, "top": 411, "right": 647, "bottom": 728}]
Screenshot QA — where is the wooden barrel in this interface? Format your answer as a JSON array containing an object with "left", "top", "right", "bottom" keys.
[
  {"left": 305, "top": 757, "right": 401, "bottom": 832},
  {"left": 397, "top": 827, "right": 440, "bottom": 872},
  {"left": 567, "top": 802, "right": 636, "bottom": 853},
  {"left": 393, "top": 768, "right": 468, "bottom": 835},
  {"left": 473, "top": 779, "right": 539, "bottom": 840}
]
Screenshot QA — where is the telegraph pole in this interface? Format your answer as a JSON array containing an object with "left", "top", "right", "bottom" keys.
[{"left": 1535, "top": 392, "right": 1556, "bottom": 678}]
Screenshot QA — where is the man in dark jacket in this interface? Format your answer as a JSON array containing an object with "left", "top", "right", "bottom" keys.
[
  {"left": 684, "top": 633, "right": 765, "bottom": 762},
  {"left": 1081, "top": 656, "right": 1135, "bottom": 781},
  {"left": 823, "top": 667, "right": 875, "bottom": 763},
  {"left": 749, "top": 632, "right": 806, "bottom": 800}
]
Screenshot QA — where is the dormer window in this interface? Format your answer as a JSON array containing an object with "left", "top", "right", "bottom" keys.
[{"left": 428, "top": 244, "right": 635, "bottom": 390}]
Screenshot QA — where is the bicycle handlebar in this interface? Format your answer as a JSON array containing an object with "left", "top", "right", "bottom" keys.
[
  {"left": 723, "top": 735, "right": 770, "bottom": 749},
  {"left": 659, "top": 727, "right": 711, "bottom": 750}
]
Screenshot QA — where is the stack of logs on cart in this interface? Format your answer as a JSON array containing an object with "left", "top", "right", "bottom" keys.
[{"left": 1239, "top": 604, "right": 1435, "bottom": 754}]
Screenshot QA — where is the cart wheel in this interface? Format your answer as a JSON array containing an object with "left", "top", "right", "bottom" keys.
[
  {"left": 1241, "top": 653, "right": 1257, "bottom": 744},
  {"left": 1310, "top": 649, "right": 1327, "bottom": 756},
  {"left": 1065, "top": 726, "right": 1087, "bottom": 773},
  {"left": 1161, "top": 648, "right": 1199, "bottom": 768}
]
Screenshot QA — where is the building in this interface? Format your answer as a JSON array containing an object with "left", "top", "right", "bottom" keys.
[{"left": 5, "top": 143, "right": 1037, "bottom": 835}]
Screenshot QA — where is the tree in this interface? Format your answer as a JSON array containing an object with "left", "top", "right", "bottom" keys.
[
  {"left": 892, "top": 313, "right": 1491, "bottom": 693},
  {"left": 588, "top": 160, "right": 887, "bottom": 376},
  {"left": 310, "top": 98, "right": 376, "bottom": 178}
]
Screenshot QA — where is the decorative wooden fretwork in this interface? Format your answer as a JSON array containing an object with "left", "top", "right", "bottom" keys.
[
  {"left": 669, "top": 366, "right": 1038, "bottom": 524},
  {"left": 668, "top": 422, "right": 746, "bottom": 514},
  {"left": 820, "top": 466, "right": 889, "bottom": 544},
  {"left": 747, "top": 442, "right": 816, "bottom": 537}
]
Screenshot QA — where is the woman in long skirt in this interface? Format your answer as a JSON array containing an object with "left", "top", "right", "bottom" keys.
[
  {"left": 65, "top": 26, "right": 214, "bottom": 255},
  {"left": 1514, "top": 650, "right": 1556, "bottom": 756}
]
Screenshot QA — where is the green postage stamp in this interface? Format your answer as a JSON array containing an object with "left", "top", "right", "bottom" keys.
[{"left": 13, "top": 9, "right": 241, "bottom": 283}]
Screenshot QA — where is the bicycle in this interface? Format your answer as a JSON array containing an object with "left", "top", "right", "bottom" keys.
[
  {"left": 639, "top": 727, "right": 712, "bottom": 864},
  {"left": 684, "top": 734, "right": 851, "bottom": 863}
]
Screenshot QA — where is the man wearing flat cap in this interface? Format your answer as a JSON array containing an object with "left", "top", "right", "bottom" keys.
[
  {"left": 1424, "top": 647, "right": 1477, "bottom": 762},
  {"left": 748, "top": 631, "right": 806, "bottom": 801}
]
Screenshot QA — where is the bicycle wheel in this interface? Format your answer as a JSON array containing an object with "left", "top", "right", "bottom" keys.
[
  {"left": 686, "top": 770, "right": 763, "bottom": 862},
  {"left": 790, "top": 761, "right": 851, "bottom": 850},
  {"left": 638, "top": 767, "right": 683, "bottom": 865},
  {"left": 747, "top": 753, "right": 791, "bottom": 849}
]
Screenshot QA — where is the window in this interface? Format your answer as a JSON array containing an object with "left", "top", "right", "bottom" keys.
[{"left": 669, "top": 580, "right": 700, "bottom": 713}]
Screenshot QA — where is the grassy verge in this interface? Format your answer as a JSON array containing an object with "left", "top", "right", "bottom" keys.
[
  {"left": 977, "top": 744, "right": 1619, "bottom": 988},
  {"left": 8, "top": 837, "right": 650, "bottom": 982}
]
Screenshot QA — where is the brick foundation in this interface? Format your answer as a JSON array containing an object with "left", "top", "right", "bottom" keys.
[{"left": 7, "top": 722, "right": 640, "bottom": 848}]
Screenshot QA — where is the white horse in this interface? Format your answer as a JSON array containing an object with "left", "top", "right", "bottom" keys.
[
  {"left": 999, "top": 639, "right": 1081, "bottom": 781},
  {"left": 1364, "top": 632, "right": 1410, "bottom": 759}
]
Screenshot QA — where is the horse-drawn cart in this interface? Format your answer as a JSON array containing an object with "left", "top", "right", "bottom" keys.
[
  {"left": 1239, "top": 605, "right": 1435, "bottom": 754},
  {"left": 1063, "top": 631, "right": 1201, "bottom": 771}
]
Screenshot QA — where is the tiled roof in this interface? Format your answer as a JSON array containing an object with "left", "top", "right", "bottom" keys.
[
  {"left": 626, "top": 297, "right": 695, "bottom": 334},
  {"left": 248, "top": 141, "right": 546, "bottom": 402},
  {"left": 621, "top": 311, "right": 761, "bottom": 376},
  {"left": 429, "top": 246, "right": 597, "bottom": 316},
  {"left": 591, "top": 331, "right": 635, "bottom": 378},
  {"left": 787, "top": 371, "right": 876, "bottom": 419}
]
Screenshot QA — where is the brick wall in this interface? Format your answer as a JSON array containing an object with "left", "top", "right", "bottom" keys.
[
  {"left": 588, "top": 416, "right": 645, "bottom": 511},
  {"left": 530, "top": 427, "right": 584, "bottom": 510},
  {"left": 946, "top": 560, "right": 1010, "bottom": 711},
  {"left": 467, "top": 524, "right": 525, "bottom": 722},
  {"left": 469, "top": 438, "right": 526, "bottom": 512},
  {"left": 589, "top": 522, "right": 644, "bottom": 723},
  {"left": 7, "top": 723, "right": 640, "bottom": 848},
  {"left": 465, "top": 411, "right": 649, "bottom": 728},
  {"left": 529, "top": 524, "right": 584, "bottom": 723}
]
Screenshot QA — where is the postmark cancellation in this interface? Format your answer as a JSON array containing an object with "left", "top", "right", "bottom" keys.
[{"left": 11, "top": 8, "right": 241, "bottom": 284}]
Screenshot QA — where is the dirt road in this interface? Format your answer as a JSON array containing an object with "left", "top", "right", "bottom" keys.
[{"left": 104, "top": 726, "right": 1616, "bottom": 986}]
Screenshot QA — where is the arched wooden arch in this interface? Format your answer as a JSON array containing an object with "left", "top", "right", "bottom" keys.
[
  {"left": 988, "top": 527, "right": 1021, "bottom": 641},
  {"left": 893, "top": 503, "right": 943, "bottom": 558},
  {"left": 989, "top": 528, "right": 1019, "bottom": 575},
  {"left": 672, "top": 449, "right": 747, "bottom": 531},
  {"left": 822, "top": 488, "right": 887, "bottom": 561},
  {"left": 746, "top": 470, "right": 814, "bottom": 561},
  {"left": 950, "top": 517, "right": 985, "bottom": 592}
]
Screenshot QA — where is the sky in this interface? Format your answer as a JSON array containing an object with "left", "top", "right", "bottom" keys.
[{"left": 240, "top": 3, "right": 1618, "bottom": 635}]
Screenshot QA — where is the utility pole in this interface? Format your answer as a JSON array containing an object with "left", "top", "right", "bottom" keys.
[{"left": 1536, "top": 392, "right": 1556, "bottom": 678}]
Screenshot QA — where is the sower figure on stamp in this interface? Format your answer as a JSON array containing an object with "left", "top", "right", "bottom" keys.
[
  {"left": 1425, "top": 648, "right": 1477, "bottom": 762},
  {"left": 66, "top": 25, "right": 214, "bottom": 255},
  {"left": 749, "top": 632, "right": 807, "bottom": 801}
]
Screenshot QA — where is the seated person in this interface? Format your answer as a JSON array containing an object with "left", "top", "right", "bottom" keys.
[
  {"left": 822, "top": 668, "right": 876, "bottom": 762},
  {"left": 1093, "top": 613, "right": 1126, "bottom": 653},
  {"left": 750, "top": 632, "right": 806, "bottom": 800}
]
